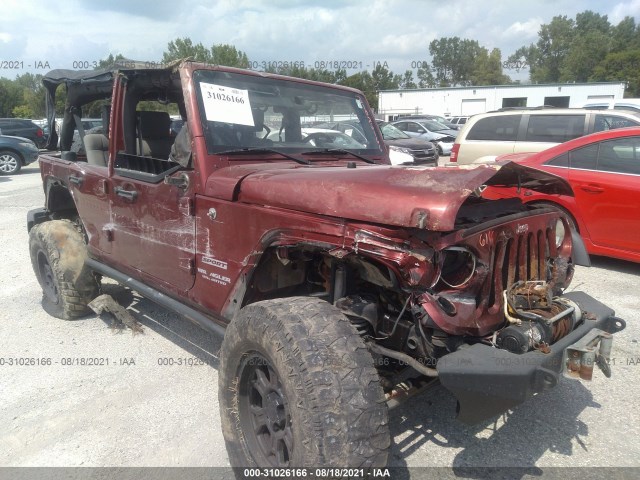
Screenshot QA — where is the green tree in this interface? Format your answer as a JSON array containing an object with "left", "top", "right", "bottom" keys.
[
  {"left": 561, "top": 29, "right": 610, "bottom": 82},
  {"left": 12, "top": 73, "right": 47, "bottom": 118},
  {"left": 340, "top": 71, "right": 376, "bottom": 109},
  {"left": 471, "top": 48, "right": 511, "bottom": 85},
  {"left": 12, "top": 105, "right": 33, "bottom": 118},
  {"left": 610, "top": 17, "right": 640, "bottom": 53},
  {"left": 591, "top": 49, "right": 640, "bottom": 97},
  {"left": 162, "top": 38, "right": 250, "bottom": 68},
  {"left": 398, "top": 70, "right": 417, "bottom": 89},
  {"left": 264, "top": 64, "right": 347, "bottom": 84},
  {"left": 416, "top": 65, "right": 436, "bottom": 88},
  {"left": 210, "top": 44, "right": 249, "bottom": 68},
  {"left": 575, "top": 10, "right": 610, "bottom": 35},
  {"left": 508, "top": 16, "right": 576, "bottom": 83},
  {"left": 371, "top": 63, "right": 400, "bottom": 91},
  {"left": 532, "top": 15, "right": 576, "bottom": 82},
  {"left": 97, "top": 53, "right": 127, "bottom": 69},
  {"left": 0, "top": 78, "right": 23, "bottom": 117},
  {"left": 561, "top": 12, "right": 611, "bottom": 82},
  {"left": 162, "top": 37, "right": 212, "bottom": 63},
  {"left": 429, "top": 37, "right": 490, "bottom": 86}
]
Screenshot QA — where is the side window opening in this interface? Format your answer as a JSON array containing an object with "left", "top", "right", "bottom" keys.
[
  {"left": 597, "top": 137, "right": 640, "bottom": 175},
  {"left": 569, "top": 143, "right": 598, "bottom": 170},
  {"left": 117, "top": 71, "right": 189, "bottom": 181},
  {"left": 545, "top": 152, "right": 569, "bottom": 167},
  {"left": 594, "top": 114, "right": 640, "bottom": 133},
  {"left": 466, "top": 115, "right": 520, "bottom": 141},
  {"left": 525, "top": 115, "right": 584, "bottom": 143}
]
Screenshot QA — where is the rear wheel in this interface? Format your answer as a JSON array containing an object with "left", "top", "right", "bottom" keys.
[
  {"left": 29, "top": 220, "right": 99, "bottom": 319},
  {"left": 219, "top": 297, "right": 389, "bottom": 470},
  {"left": 0, "top": 150, "right": 21, "bottom": 175}
]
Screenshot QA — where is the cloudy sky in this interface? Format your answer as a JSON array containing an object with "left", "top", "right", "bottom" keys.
[{"left": 2, "top": 0, "right": 640, "bottom": 81}]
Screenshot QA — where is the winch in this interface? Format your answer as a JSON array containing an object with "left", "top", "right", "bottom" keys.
[{"left": 496, "top": 281, "right": 582, "bottom": 354}]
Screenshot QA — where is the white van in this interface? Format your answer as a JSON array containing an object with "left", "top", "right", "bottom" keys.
[
  {"left": 450, "top": 108, "right": 640, "bottom": 164},
  {"left": 582, "top": 98, "right": 640, "bottom": 113}
]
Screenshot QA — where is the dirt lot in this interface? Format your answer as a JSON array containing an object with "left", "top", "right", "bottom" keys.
[{"left": 1, "top": 163, "right": 639, "bottom": 475}]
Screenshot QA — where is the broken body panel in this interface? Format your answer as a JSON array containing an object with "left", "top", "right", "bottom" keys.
[{"left": 30, "top": 61, "right": 625, "bottom": 425}]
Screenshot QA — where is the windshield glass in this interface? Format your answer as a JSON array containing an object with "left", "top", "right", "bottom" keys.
[
  {"left": 421, "top": 120, "right": 449, "bottom": 131},
  {"left": 193, "top": 70, "right": 383, "bottom": 155},
  {"left": 379, "top": 122, "right": 410, "bottom": 140}
]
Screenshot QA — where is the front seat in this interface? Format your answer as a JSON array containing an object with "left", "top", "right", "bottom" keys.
[{"left": 137, "top": 111, "right": 173, "bottom": 159}]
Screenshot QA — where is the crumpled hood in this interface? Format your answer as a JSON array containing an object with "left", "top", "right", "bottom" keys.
[{"left": 208, "top": 162, "right": 573, "bottom": 231}]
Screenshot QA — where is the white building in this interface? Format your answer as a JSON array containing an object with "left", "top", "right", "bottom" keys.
[{"left": 378, "top": 82, "right": 626, "bottom": 120}]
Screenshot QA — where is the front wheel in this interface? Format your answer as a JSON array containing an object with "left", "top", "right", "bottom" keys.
[
  {"left": 219, "top": 297, "right": 389, "bottom": 470},
  {"left": 29, "top": 220, "right": 99, "bottom": 319},
  {"left": 0, "top": 150, "right": 21, "bottom": 175}
]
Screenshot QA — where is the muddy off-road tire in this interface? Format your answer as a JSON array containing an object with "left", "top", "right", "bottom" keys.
[
  {"left": 29, "top": 220, "right": 99, "bottom": 319},
  {"left": 219, "top": 297, "right": 389, "bottom": 471}
]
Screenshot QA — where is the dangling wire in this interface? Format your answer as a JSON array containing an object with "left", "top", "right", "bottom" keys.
[{"left": 373, "top": 295, "right": 412, "bottom": 340}]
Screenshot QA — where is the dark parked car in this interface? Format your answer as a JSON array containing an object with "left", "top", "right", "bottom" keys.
[
  {"left": 391, "top": 119, "right": 458, "bottom": 155},
  {"left": 376, "top": 120, "right": 438, "bottom": 164},
  {"left": 0, "top": 118, "right": 46, "bottom": 148},
  {"left": 316, "top": 120, "right": 438, "bottom": 165},
  {"left": 398, "top": 114, "right": 459, "bottom": 130},
  {"left": 0, "top": 133, "right": 40, "bottom": 175},
  {"left": 449, "top": 116, "right": 470, "bottom": 128}
]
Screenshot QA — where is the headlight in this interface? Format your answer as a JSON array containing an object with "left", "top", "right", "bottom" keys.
[
  {"left": 555, "top": 218, "right": 566, "bottom": 248},
  {"left": 440, "top": 247, "right": 476, "bottom": 288},
  {"left": 389, "top": 145, "right": 412, "bottom": 155}
]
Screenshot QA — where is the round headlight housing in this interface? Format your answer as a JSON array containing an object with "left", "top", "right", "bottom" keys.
[
  {"left": 440, "top": 246, "right": 476, "bottom": 288},
  {"left": 555, "top": 218, "right": 566, "bottom": 248}
]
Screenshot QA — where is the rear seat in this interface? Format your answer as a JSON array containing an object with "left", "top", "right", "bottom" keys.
[{"left": 84, "top": 134, "right": 109, "bottom": 166}]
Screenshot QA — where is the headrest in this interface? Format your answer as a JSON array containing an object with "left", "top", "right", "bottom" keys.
[{"left": 138, "top": 111, "right": 170, "bottom": 139}]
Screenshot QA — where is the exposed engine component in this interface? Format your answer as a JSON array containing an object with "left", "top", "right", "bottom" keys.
[
  {"left": 335, "top": 294, "right": 379, "bottom": 334},
  {"left": 497, "top": 281, "right": 582, "bottom": 354}
]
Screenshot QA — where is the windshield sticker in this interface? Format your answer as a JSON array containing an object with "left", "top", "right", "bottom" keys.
[
  {"left": 200, "top": 82, "right": 254, "bottom": 127},
  {"left": 355, "top": 98, "right": 363, "bottom": 109}
]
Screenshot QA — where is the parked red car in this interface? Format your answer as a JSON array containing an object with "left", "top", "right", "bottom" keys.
[{"left": 483, "top": 127, "right": 640, "bottom": 263}]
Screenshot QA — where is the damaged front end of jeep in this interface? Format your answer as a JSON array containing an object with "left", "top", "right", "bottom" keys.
[{"left": 240, "top": 162, "right": 626, "bottom": 425}]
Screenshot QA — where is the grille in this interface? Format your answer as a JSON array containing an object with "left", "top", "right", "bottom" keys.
[
  {"left": 484, "top": 227, "right": 557, "bottom": 314},
  {"left": 410, "top": 148, "right": 436, "bottom": 160}
]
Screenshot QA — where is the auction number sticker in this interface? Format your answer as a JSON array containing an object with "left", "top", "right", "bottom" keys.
[{"left": 200, "top": 82, "right": 254, "bottom": 126}]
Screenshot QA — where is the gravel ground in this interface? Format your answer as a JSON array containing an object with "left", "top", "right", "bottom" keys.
[{"left": 0, "top": 163, "right": 638, "bottom": 477}]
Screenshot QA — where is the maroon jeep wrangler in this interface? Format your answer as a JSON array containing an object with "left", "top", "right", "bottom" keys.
[{"left": 28, "top": 61, "right": 625, "bottom": 469}]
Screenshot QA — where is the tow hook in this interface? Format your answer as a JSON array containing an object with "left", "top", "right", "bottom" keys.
[{"left": 563, "top": 328, "right": 614, "bottom": 380}]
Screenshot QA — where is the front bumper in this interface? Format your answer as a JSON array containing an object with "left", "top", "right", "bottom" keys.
[{"left": 437, "top": 291, "right": 626, "bottom": 425}]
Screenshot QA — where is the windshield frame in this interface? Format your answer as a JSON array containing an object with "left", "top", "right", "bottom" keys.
[{"left": 192, "top": 69, "right": 384, "bottom": 157}]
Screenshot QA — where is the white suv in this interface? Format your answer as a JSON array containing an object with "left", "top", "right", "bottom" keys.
[{"left": 450, "top": 108, "right": 640, "bottom": 164}]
